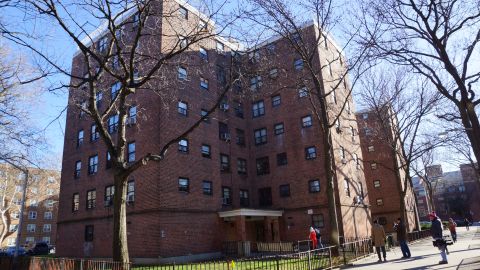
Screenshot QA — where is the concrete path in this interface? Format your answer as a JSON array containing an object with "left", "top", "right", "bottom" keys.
[{"left": 345, "top": 226, "right": 480, "bottom": 270}]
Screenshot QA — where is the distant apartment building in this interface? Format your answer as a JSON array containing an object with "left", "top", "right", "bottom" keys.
[
  {"left": 413, "top": 164, "right": 479, "bottom": 222},
  {"left": 57, "top": 0, "right": 371, "bottom": 260},
  {"left": 356, "top": 110, "right": 417, "bottom": 233},
  {"left": 0, "top": 164, "right": 60, "bottom": 248}
]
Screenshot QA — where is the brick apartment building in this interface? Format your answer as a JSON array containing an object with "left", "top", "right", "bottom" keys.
[
  {"left": 415, "top": 164, "right": 480, "bottom": 222},
  {"left": 0, "top": 164, "right": 60, "bottom": 248},
  {"left": 356, "top": 110, "right": 417, "bottom": 233},
  {"left": 56, "top": 0, "right": 371, "bottom": 261}
]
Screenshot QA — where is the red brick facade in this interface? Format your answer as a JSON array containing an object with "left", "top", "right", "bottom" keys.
[
  {"left": 356, "top": 111, "right": 417, "bottom": 233},
  {"left": 57, "top": 0, "right": 371, "bottom": 260}
]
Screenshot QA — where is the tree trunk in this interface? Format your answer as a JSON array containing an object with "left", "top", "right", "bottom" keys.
[
  {"left": 0, "top": 210, "right": 8, "bottom": 246},
  {"left": 324, "top": 129, "right": 340, "bottom": 246},
  {"left": 459, "top": 101, "right": 480, "bottom": 177},
  {"left": 112, "top": 173, "right": 129, "bottom": 264}
]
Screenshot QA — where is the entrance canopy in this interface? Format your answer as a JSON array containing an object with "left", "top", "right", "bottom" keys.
[{"left": 218, "top": 208, "right": 283, "bottom": 219}]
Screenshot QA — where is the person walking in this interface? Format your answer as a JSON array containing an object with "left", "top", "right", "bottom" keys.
[
  {"left": 314, "top": 227, "right": 323, "bottom": 249},
  {"left": 464, "top": 217, "right": 470, "bottom": 231},
  {"left": 372, "top": 219, "right": 387, "bottom": 262},
  {"left": 309, "top": 227, "right": 317, "bottom": 250},
  {"left": 430, "top": 212, "right": 448, "bottom": 264},
  {"left": 448, "top": 218, "right": 457, "bottom": 243},
  {"left": 394, "top": 218, "right": 411, "bottom": 258}
]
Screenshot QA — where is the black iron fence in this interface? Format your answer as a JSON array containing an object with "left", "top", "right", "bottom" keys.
[{"left": 0, "top": 230, "right": 431, "bottom": 270}]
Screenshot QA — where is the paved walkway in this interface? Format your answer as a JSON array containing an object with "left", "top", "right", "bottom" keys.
[{"left": 344, "top": 226, "right": 480, "bottom": 270}]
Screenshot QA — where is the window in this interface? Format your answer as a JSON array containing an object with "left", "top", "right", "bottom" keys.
[
  {"left": 178, "top": 139, "right": 188, "bottom": 153},
  {"left": 329, "top": 64, "right": 333, "bottom": 76},
  {"left": 29, "top": 199, "right": 38, "bottom": 207},
  {"left": 128, "top": 106, "right": 137, "bottom": 125},
  {"left": 179, "top": 5, "right": 188, "bottom": 19},
  {"left": 15, "top": 185, "right": 22, "bottom": 193},
  {"left": 344, "top": 179, "right": 350, "bottom": 197},
  {"left": 42, "top": 237, "right": 50, "bottom": 245},
  {"left": 277, "top": 152, "right": 288, "bottom": 166},
  {"left": 73, "top": 193, "right": 79, "bottom": 212},
  {"left": 220, "top": 154, "right": 230, "bottom": 172},
  {"left": 30, "top": 188, "right": 38, "bottom": 194},
  {"left": 346, "top": 102, "right": 351, "bottom": 115},
  {"left": 279, "top": 184, "right": 290, "bottom": 197},
  {"left": 254, "top": 128, "right": 267, "bottom": 145},
  {"left": 28, "top": 211, "right": 37, "bottom": 219},
  {"left": 219, "top": 122, "right": 230, "bottom": 140},
  {"left": 200, "top": 109, "right": 210, "bottom": 123},
  {"left": 298, "top": 86, "right": 308, "bottom": 97},
  {"left": 335, "top": 119, "right": 341, "bottom": 131},
  {"left": 111, "top": 82, "right": 121, "bottom": 99},
  {"left": 216, "top": 41, "right": 225, "bottom": 53},
  {"left": 331, "top": 88, "right": 337, "bottom": 104},
  {"left": 77, "top": 130, "right": 84, "bottom": 147},
  {"left": 9, "top": 225, "right": 18, "bottom": 232},
  {"left": 274, "top": 123, "right": 284, "bottom": 135},
  {"left": 44, "top": 212, "right": 53, "bottom": 220},
  {"left": 12, "top": 211, "right": 19, "bottom": 219},
  {"left": 250, "top": 76, "right": 262, "bottom": 90},
  {"left": 292, "top": 32, "right": 301, "bottom": 43},
  {"left": 252, "top": 100, "right": 265, "bottom": 117},
  {"left": 178, "top": 177, "right": 189, "bottom": 192},
  {"left": 216, "top": 65, "right": 226, "bottom": 85},
  {"left": 202, "top": 181, "right": 212, "bottom": 195},
  {"left": 85, "top": 225, "right": 94, "bottom": 242},
  {"left": 127, "top": 180, "right": 135, "bottom": 203},
  {"left": 256, "top": 157, "right": 270, "bottom": 175},
  {"left": 106, "top": 152, "right": 112, "bottom": 169},
  {"left": 74, "top": 161, "right": 81, "bottom": 179},
  {"left": 354, "top": 154, "right": 359, "bottom": 168},
  {"left": 237, "top": 158, "right": 247, "bottom": 175},
  {"left": 87, "top": 189, "right": 96, "bottom": 209},
  {"left": 248, "top": 51, "right": 260, "bottom": 63},
  {"left": 305, "top": 146, "right": 317, "bottom": 160},
  {"left": 200, "top": 77, "right": 209, "bottom": 90},
  {"left": 104, "top": 185, "right": 114, "bottom": 207},
  {"left": 201, "top": 144, "right": 211, "bottom": 158},
  {"left": 127, "top": 142, "right": 135, "bottom": 162},
  {"left": 258, "top": 187, "right": 272, "bottom": 207},
  {"left": 364, "top": 127, "right": 372, "bottom": 136},
  {"left": 108, "top": 114, "right": 119, "bottom": 133},
  {"left": 7, "top": 238, "right": 16, "bottom": 246},
  {"left": 294, "top": 58, "right": 304, "bottom": 70},
  {"left": 312, "top": 214, "right": 325, "bottom": 228},
  {"left": 97, "top": 37, "right": 108, "bottom": 53},
  {"left": 339, "top": 146, "right": 346, "bottom": 160},
  {"left": 368, "top": 146, "right": 375, "bottom": 152},
  {"left": 351, "top": 126, "right": 355, "bottom": 141},
  {"left": 79, "top": 100, "right": 87, "bottom": 118},
  {"left": 376, "top": 198, "right": 384, "bottom": 206},
  {"left": 43, "top": 224, "right": 51, "bottom": 233},
  {"left": 236, "top": 129, "right": 245, "bottom": 146},
  {"left": 178, "top": 67, "right": 187, "bottom": 80},
  {"left": 371, "top": 163, "right": 377, "bottom": 170},
  {"left": 309, "top": 179, "right": 320, "bottom": 193},
  {"left": 302, "top": 115, "right": 312, "bottom": 128},
  {"left": 27, "top": 224, "right": 35, "bottom": 233},
  {"left": 199, "top": 47, "right": 208, "bottom": 60},
  {"left": 269, "top": 68, "right": 278, "bottom": 78},
  {"left": 239, "top": 190, "right": 249, "bottom": 207},
  {"left": 47, "top": 176, "right": 55, "bottom": 184},
  {"left": 272, "top": 95, "right": 281, "bottom": 107},
  {"left": 178, "top": 101, "right": 188, "bottom": 116},
  {"left": 234, "top": 100, "right": 243, "bottom": 118},
  {"left": 179, "top": 36, "right": 187, "bottom": 49},
  {"left": 25, "top": 237, "right": 34, "bottom": 244},
  {"left": 90, "top": 124, "right": 99, "bottom": 141},
  {"left": 362, "top": 113, "right": 368, "bottom": 120},
  {"left": 222, "top": 187, "right": 232, "bottom": 205},
  {"left": 88, "top": 155, "right": 98, "bottom": 175},
  {"left": 45, "top": 199, "right": 53, "bottom": 209}
]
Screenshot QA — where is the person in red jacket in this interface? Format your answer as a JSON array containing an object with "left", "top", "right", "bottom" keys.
[{"left": 309, "top": 227, "right": 317, "bottom": 249}]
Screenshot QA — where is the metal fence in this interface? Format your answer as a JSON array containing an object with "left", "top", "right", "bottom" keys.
[{"left": 0, "top": 230, "right": 431, "bottom": 270}]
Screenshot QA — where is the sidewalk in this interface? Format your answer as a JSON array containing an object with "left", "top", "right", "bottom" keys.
[{"left": 344, "top": 226, "right": 480, "bottom": 270}]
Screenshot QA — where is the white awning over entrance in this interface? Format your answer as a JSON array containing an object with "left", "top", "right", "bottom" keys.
[{"left": 218, "top": 208, "right": 283, "bottom": 218}]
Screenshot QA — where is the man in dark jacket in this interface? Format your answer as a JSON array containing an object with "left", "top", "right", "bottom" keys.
[
  {"left": 394, "top": 218, "right": 411, "bottom": 258},
  {"left": 429, "top": 212, "right": 448, "bottom": 264}
]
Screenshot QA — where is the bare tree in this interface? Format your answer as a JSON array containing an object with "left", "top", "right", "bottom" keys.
[
  {"left": 411, "top": 147, "right": 439, "bottom": 214},
  {"left": 356, "top": 0, "right": 480, "bottom": 174},
  {"left": 359, "top": 67, "right": 443, "bottom": 235},
  {"left": 3, "top": 0, "right": 240, "bottom": 263},
  {"left": 240, "top": 0, "right": 371, "bottom": 245}
]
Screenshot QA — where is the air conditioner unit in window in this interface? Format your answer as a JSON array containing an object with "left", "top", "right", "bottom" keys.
[
  {"left": 220, "top": 133, "right": 231, "bottom": 141},
  {"left": 220, "top": 103, "right": 229, "bottom": 111}
]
